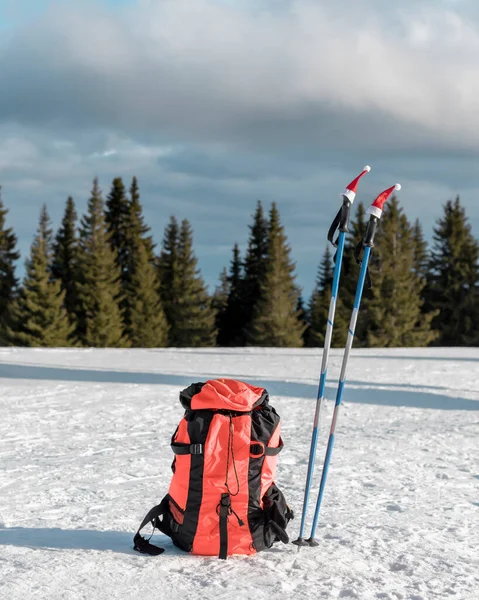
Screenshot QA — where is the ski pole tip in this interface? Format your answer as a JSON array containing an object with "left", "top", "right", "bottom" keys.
[{"left": 292, "top": 537, "right": 310, "bottom": 548}]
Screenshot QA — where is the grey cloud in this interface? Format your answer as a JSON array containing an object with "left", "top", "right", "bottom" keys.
[
  {"left": 1, "top": 125, "right": 478, "bottom": 300},
  {"left": 1, "top": 1, "right": 479, "bottom": 297},
  {"left": 1, "top": 0, "right": 479, "bottom": 151}
]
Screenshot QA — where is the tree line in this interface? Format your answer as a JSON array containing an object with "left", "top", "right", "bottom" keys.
[{"left": 0, "top": 177, "right": 478, "bottom": 348}]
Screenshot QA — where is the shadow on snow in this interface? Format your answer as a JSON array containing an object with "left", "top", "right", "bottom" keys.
[
  {"left": 0, "top": 525, "right": 180, "bottom": 556},
  {"left": 0, "top": 362, "right": 478, "bottom": 411}
]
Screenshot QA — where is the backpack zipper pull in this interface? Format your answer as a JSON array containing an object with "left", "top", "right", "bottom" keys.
[{"left": 230, "top": 507, "right": 244, "bottom": 527}]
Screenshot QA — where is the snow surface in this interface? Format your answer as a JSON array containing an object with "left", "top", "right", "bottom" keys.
[{"left": 0, "top": 347, "right": 478, "bottom": 600}]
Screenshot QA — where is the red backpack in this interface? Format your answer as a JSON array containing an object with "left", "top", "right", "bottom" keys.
[{"left": 133, "top": 379, "right": 293, "bottom": 559}]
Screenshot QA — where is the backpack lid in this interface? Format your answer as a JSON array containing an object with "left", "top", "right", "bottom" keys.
[{"left": 184, "top": 379, "right": 266, "bottom": 412}]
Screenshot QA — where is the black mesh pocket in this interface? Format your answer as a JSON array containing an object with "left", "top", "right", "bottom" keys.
[{"left": 262, "top": 484, "right": 294, "bottom": 548}]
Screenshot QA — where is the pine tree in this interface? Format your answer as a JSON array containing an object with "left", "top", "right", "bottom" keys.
[
  {"left": 0, "top": 189, "right": 20, "bottom": 343},
  {"left": 105, "top": 177, "right": 130, "bottom": 280},
  {"left": 247, "top": 203, "right": 305, "bottom": 346},
  {"left": 365, "top": 197, "right": 437, "bottom": 347},
  {"left": 158, "top": 218, "right": 216, "bottom": 346},
  {"left": 216, "top": 243, "right": 246, "bottom": 346},
  {"left": 296, "top": 295, "right": 309, "bottom": 346},
  {"left": 77, "top": 179, "right": 129, "bottom": 348},
  {"left": 8, "top": 206, "right": 73, "bottom": 347},
  {"left": 128, "top": 242, "right": 168, "bottom": 347},
  {"left": 175, "top": 219, "right": 216, "bottom": 346},
  {"left": 157, "top": 215, "right": 180, "bottom": 335},
  {"left": 212, "top": 267, "right": 230, "bottom": 344},
  {"left": 122, "top": 177, "right": 158, "bottom": 331},
  {"left": 241, "top": 201, "right": 269, "bottom": 342},
  {"left": 307, "top": 245, "right": 334, "bottom": 347},
  {"left": 426, "top": 197, "right": 479, "bottom": 346},
  {"left": 52, "top": 196, "right": 79, "bottom": 325},
  {"left": 127, "top": 177, "right": 155, "bottom": 262},
  {"left": 39, "top": 204, "right": 54, "bottom": 252},
  {"left": 412, "top": 219, "right": 429, "bottom": 281}
]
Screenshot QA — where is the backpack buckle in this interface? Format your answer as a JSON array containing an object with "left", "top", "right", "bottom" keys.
[
  {"left": 250, "top": 441, "right": 265, "bottom": 459},
  {"left": 190, "top": 444, "right": 203, "bottom": 455}
]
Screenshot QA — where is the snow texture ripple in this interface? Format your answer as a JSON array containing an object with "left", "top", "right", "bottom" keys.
[{"left": 0, "top": 347, "right": 478, "bottom": 600}]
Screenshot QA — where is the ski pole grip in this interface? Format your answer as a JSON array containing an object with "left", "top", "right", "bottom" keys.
[
  {"left": 363, "top": 216, "right": 379, "bottom": 248},
  {"left": 339, "top": 197, "right": 351, "bottom": 233}
]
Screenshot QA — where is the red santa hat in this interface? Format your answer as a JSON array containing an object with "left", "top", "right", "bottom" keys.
[
  {"left": 366, "top": 184, "right": 401, "bottom": 219},
  {"left": 342, "top": 165, "right": 371, "bottom": 203}
]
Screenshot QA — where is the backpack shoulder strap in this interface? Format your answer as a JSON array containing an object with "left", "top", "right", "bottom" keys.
[{"left": 133, "top": 498, "right": 168, "bottom": 556}]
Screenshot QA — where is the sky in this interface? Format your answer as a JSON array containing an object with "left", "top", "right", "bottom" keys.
[{"left": 1, "top": 0, "right": 479, "bottom": 297}]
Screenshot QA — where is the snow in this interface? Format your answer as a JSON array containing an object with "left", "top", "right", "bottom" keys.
[{"left": 0, "top": 347, "right": 478, "bottom": 600}]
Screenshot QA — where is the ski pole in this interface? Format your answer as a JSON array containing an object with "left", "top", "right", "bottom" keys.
[
  {"left": 307, "top": 183, "right": 401, "bottom": 546},
  {"left": 293, "top": 166, "right": 371, "bottom": 547}
]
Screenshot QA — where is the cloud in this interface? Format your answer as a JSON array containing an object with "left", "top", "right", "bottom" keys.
[
  {"left": 1, "top": 0, "right": 479, "bottom": 296},
  {"left": 1, "top": 123, "right": 476, "bottom": 300},
  {"left": 1, "top": 0, "right": 479, "bottom": 151}
]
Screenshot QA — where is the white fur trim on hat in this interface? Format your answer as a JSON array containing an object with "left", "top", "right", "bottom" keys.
[
  {"left": 341, "top": 189, "right": 356, "bottom": 203},
  {"left": 366, "top": 205, "right": 383, "bottom": 219}
]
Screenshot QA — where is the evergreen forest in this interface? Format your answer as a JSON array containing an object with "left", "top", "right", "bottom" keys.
[{"left": 0, "top": 179, "right": 478, "bottom": 348}]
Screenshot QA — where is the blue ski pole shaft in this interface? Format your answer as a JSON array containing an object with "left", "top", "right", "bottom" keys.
[
  {"left": 308, "top": 245, "right": 371, "bottom": 543},
  {"left": 307, "top": 182, "right": 401, "bottom": 545},
  {"left": 293, "top": 166, "right": 372, "bottom": 548},
  {"left": 296, "top": 231, "right": 346, "bottom": 542}
]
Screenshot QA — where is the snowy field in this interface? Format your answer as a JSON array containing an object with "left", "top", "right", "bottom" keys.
[{"left": 0, "top": 347, "right": 478, "bottom": 600}]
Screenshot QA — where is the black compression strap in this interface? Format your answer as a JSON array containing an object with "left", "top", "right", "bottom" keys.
[
  {"left": 218, "top": 494, "right": 230, "bottom": 560},
  {"left": 171, "top": 442, "right": 203, "bottom": 455}
]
